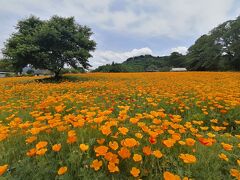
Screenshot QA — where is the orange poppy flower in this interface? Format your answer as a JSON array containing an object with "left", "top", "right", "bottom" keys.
[
  {"left": 97, "top": 138, "right": 105, "bottom": 144},
  {"left": 152, "top": 150, "right": 163, "bottom": 158},
  {"left": 36, "top": 141, "right": 48, "bottom": 150},
  {"left": 108, "top": 162, "right": 119, "bottom": 173},
  {"left": 122, "top": 138, "right": 138, "bottom": 148},
  {"left": 221, "top": 142, "right": 233, "bottom": 151},
  {"left": 130, "top": 167, "right": 140, "bottom": 177},
  {"left": 118, "top": 147, "right": 131, "bottom": 159},
  {"left": 185, "top": 138, "right": 196, "bottom": 146},
  {"left": 163, "top": 171, "right": 181, "bottom": 180},
  {"left": 36, "top": 148, "right": 48, "bottom": 156},
  {"left": 198, "top": 137, "right": 215, "bottom": 146},
  {"left": 52, "top": 144, "right": 61, "bottom": 152},
  {"left": 109, "top": 141, "right": 119, "bottom": 150},
  {"left": 26, "top": 148, "right": 37, "bottom": 157},
  {"left": 95, "top": 146, "right": 109, "bottom": 156},
  {"left": 179, "top": 153, "right": 197, "bottom": 163},
  {"left": 163, "top": 139, "right": 176, "bottom": 148},
  {"left": 230, "top": 169, "right": 240, "bottom": 178},
  {"left": 58, "top": 166, "right": 68, "bottom": 175},
  {"left": 143, "top": 146, "right": 151, "bottom": 156},
  {"left": 100, "top": 125, "right": 112, "bottom": 136},
  {"left": 25, "top": 136, "right": 37, "bottom": 144},
  {"left": 67, "top": 135, "right": 77, "bottom": 143},
  {"left": 0, "top": 164, "right": 8, "bottom": 176},
  {"left": 79, "top": 144, "right": 89, "bottom": 152},
  {"left": 133, "top": 154, "right": 142, "bottom": 162},
  {"left": 91, "top": 159, "right": 103, "bottom": 171},
  {"left": 104, "top": 152, "right": 119, "bottom": 164},
  {"left": 118, "top": 127, "right": 129, "bottom": 135},
  {"left": 149, "top": 136, "right": 157, "bottom": 144}
]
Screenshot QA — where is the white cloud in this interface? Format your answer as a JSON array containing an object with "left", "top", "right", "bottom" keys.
[
  {"left": 0, "top": 0, "right": 238, "bottom": 63},
  {"left": 171, "top": 46, "right": 188, "bottom": 55},
  {"left": 89, "top": 47, "right": 152, "bottom": 68},
  {"left": 0, "top": 0, "right": 237, "bottom": 39}
]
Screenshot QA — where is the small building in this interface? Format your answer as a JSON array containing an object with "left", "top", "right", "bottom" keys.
[{"left": 170, "top": 68, "right": 187, "bottom": 72}]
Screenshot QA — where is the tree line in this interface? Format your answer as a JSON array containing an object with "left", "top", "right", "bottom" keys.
[
  {"left": 95, "top": 16, "right": 240, "bottom": 72},
  {"left": 1, "top": 16, "right": 96, "bottom": 78},
  {"left": 1, "top": 15, "right": 240, "bottom": 76}
]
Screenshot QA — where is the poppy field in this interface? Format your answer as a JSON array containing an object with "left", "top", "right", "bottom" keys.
[{"left": 0, "top": 72, "right": 240, "bottom": 179}]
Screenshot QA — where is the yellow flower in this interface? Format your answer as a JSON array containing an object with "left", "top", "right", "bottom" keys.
[
  {"left": 152, "top": 150, "right": 163, "bottom": 158},
  {"left": 135, "top": 133, "right": 143, "bottom": 139},
  {"left": 0, "top": 164, "right": 8, "bottom": 176},
  {"left": 178, "top": 141, "right": 186, "bottom": 145},
  {"left": 218, "top": 153, "right": 228, "bottom": 161},
  {"left": 207, "top": 133, "right": 216, "bottom": 138},
  {"left": 130, "top": 167, "right": 140, "bottom": 177},
  {"left": 133, "top": 154, "right": 142, "bottom": 162},
  {"left": 58, "top": 166, "right": 68, "bottom": 175},
  {"left": 79, "top": 144, "right": 89, "bottom": 152},
  {"left": 179, "top": 153, "right": 197, "bottom": 163}
]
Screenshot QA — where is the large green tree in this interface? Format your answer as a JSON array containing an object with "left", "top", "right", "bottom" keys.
[
  {"left": 0, "top": 59, "right": 14, "bottom": 72},
  {"left": 187, "top": 16, "right": 240, "bottom": 71},
  {"left": 3, "top": 15, "right": 96, "bottom": 77}
]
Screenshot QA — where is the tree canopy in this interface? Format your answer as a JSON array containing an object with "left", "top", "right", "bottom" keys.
[
  {"left": 3, "top": 15, "right": 96, "bottom": 77},
  {"left": 187, "top": 16, "right": 240, "bottom": 71}
]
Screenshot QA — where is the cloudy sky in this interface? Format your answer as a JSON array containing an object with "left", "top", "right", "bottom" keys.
[{"left": 0, "top": 0, "right": 240, "bottom": 68}]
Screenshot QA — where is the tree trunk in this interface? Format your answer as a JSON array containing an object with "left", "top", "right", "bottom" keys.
[{"left": 54, "top": 71, "right": 61, "bottom": 79}]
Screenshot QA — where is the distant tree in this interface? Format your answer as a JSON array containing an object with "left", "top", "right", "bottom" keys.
[
  {"left": 187, "top": 35, "right": 222, "bottom": 71},
  {"left": 145, "top": 64, "right": 159, "bottom": 72},
  {"left": 0, "top": 59, "right": 14, "bottom": 72},
  {"left": 187, "top": 16, "right": 240, "bottom": 71},
  {"left": 3, "top": 15, "right": 96, "bottom": 78},
  {"left": 167, "top": 52, "right": 186, "bottom": 68}
]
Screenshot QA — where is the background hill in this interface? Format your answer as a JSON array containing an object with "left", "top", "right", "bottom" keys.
[{"left": 94, "top": 16, "right": 240, "bottom": 72}]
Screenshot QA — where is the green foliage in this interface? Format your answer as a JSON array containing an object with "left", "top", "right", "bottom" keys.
[
  {"left": 3, "top": 15, "right": 96, "bottom": 77},
  {"left": 187, "top": 16, "right": 240, "bottom": 71},
  {"left": 94, "top": 54, "right": 185, "bottom": 72},
  {"left": 0, "top": 59, "right": 15, "bottom": 72},
  {"left": 93, "top": 62, "right": 128, "bottom": 72},
  {"left": 94, "top": 16, "right": 240, "bottom": 73}
]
